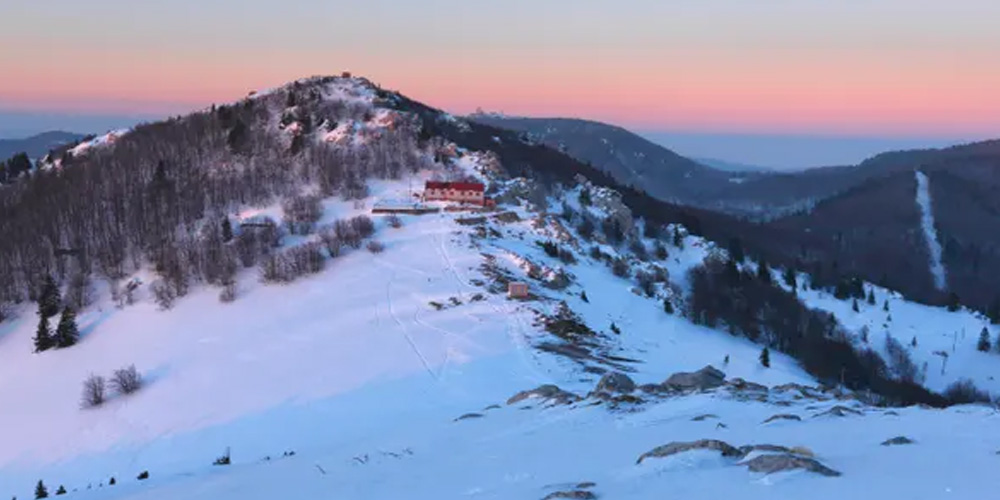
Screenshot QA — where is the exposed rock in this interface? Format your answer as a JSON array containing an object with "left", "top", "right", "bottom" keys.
[
  {"left": 738, "top": 444, "right": 791, "bottom": 455},
  {"left": 727, "top": 378, "right": 769, "bottom": 393},
  {"left": 507, "top": 385, "right": 581, "bottom": 406},
  {"left": 483, "top": 404, "right": 501, "bottom": 411},
  {"left": 594, "top": 372, "right": 636, "bottom": 395},
  {"left": 762, "top": 414, "right": 802, "bottom": 424},
  {"left": 605, "top": 394, "right": 643, "bottom": 405},
  {"left": 814, "top": 405, "right": 864, "bottom": 418},
  {"left": 543, "top": 491, "right": 597, "bottom": 500},
  {"left": 773, "top": 383, "right": 826, "bottom": 400},
  {"left": 576, "top": 482, "right": 596, "bottom": 489},
  {"left": 663, "top": 365, "right": 726, "bottom": 391},
  {"left": 691, "top": 414, "right": 719, "bottom": 422},
  {"left": 882, "top": 410, "right": 900, "bottom": 416},
  {"left": 741, "top": 454, "right": 841, "bottom": 477},
  {"left": 638, "top": 383, "right": 673, "bottom": 395},
  {"left": 454, "top": 413, "right": 483, "bottom": 422},
  {"left": 881, "top": 436, "right": 915, "bottom": 446},
  {"left": 636, "top": 439, "right": 742, "bottom": 464}
]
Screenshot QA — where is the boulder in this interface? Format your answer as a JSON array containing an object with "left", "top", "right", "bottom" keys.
[
  {"left": 881, "top": 436, "right": 915, "bottom": 446},
  {"left": 741, "top": 453, "right": 841, "bottom": 477},
  {"left": 813, "top": 405, "right": 863, "bottom": 418},
  {"left": 727, "top": 378, "right": 769, "bottom": 393},
  {"left": 594, "top": 372, "right": 636, "bottom": 395},
  {"left": 762, "top": 414, "right": 802, "bottom": 424},
  {"left": 543, "top": 491, "right": 596, "bottom": 500},
  {"left": 663, "top": 365, "right": 726, "bottom": 391},
  {"left": 507, "top": 385, "right": 581, "bottom": 406},
  {"left": 738, "top": 444, "right": 791, "bottom": 455},
  {"left": 773, "top": 383, "right": 825, "bottom": 399},
  {"left": 636, "top": 439, "right": 742, "bottom": 464}
]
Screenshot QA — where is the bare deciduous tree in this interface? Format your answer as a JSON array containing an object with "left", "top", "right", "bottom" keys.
[
  {"left": 82, "top": 374, "right": 107, "bottom": 408},
  {"left": 111, "top": 365, "right": 143, "bottom": 395}
]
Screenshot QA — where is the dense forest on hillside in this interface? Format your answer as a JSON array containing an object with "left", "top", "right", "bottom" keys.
[{"left": 0, "top": 78, "right": 429, "bottom": 320}]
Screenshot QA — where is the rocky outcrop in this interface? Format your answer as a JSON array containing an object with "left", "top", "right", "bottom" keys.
[
  {"left": 881, "top": 436, "right": 915, "bottom": 446},
  {"left": 454, "top": 413, "right": 483, "bottom": 422},
  {"left": 594, "top": 372, "right": 636, "bottom": 395},
  {"left": 762, "top": 414, "right": 802, "bottom": 424},
  {"left": 507, "top": 385, "right": 581, "bottom": 406},
  {"left": 638, "top": 439, "right": 837, "bottom": 477},
  {"left": 813, "top": 405, "right": 863, "bottom": 418},
  {"left": 741, "top": 453, "right": 841, "bottom": 477},
  {"left": 738, "top": 444, "right": 792, "bottom": 455},
  {"left": 727, "top": 378, "right": 769, "bottom": 393},
  {"left": 543, "top": 490, "right": 597, "bottom": 500},
  {"left": 636, "top": 439, "right": 743, "bottom": 464},
  {"left": 662, "top": 365, "right": 726, "bottom": 391},
  {"left": 773, "top": 383, "right": 827, "bottom": 400},
  {"left": 691, "top": 414, "right": 719, "bottom": 421}
]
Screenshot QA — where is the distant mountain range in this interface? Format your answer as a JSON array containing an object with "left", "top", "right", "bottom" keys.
[
  {"left": 0, "top": 131, "right": 85, "bottom": 160},
  {"left": 692, "top": 157, "right": 774, "bottom": 173}
]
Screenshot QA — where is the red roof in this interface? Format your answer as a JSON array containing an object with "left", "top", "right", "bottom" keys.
[{"left": 425, "top": 181, "right": 484, "bottom": 192}]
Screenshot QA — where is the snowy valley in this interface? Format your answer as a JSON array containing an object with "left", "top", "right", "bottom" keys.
[{"left": 1, "top": 77, "right": 999, "bottom": 500}]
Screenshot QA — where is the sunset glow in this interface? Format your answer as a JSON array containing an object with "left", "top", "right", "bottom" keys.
[{"left": 2, "top": 0, "right": 999, "bottom": 136}]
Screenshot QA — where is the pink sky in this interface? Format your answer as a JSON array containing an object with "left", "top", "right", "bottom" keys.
[{"left": 2, "top": 1, "right": 999, "bottom": 136}]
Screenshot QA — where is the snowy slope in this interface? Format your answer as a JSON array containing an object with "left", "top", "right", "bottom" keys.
[
  {"left": 914, "top": 171, "right": 948, "bottom": 291},
  {"left": 790, "top": 279, "right": 1000, "bottom": 395},
  {"left": 0, "top": 171, "right": 815, "bottom": 498}
]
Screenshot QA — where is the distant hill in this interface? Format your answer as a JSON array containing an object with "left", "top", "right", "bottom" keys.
[
  {"left": 468, "top": 115, "right": 737, "bottom": 206},
  {"left": 693, "top": 157, "right": 774, "bottom": 172},
  {"left": 0, "top": 131, "right": 85, "bottom": 160}
]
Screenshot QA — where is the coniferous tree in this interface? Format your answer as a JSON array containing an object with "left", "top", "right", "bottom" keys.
[
  {"left": 672, "top": 226, "right": 684, "bottom": 248},
  {"left": 54, "top": 307, "right": 80, "bottom": 348},
  {"left": 580, "top": 291, "right": 589, "bottom": 303},
  {"left": 727, "top": 237, "right": 744, "bottom": 263},
  {"left": 977, "top": 327, "right": 991, "bottom": 352},
  {"left": 663, "top": 299, "right": 674, "bottom": 315},
  {"left": 34, "top": 480, "right": 47, "bottom": 499},
  {"left": 759, "top": 347, "right": 770, "bottom": 368},
  {"left": 757, "top": 260, "right": 772, "bottom": 284},
  {"left": 782, "top": 268, "right": 797, "bottom": 289},
  {"left": 37, "top": 274, "right": 61, "bottom": 318},
  {"left": 867, "top": 289, "right": 876, "bottom": 305},
  {"left": 221, "top": 216, "right": 234, "bottom": 243},
  {"left": 883, "top": 300, "right": 890, "bottom": 312},
  {"left": 989, "top": 297, "right": 1000, "bottom": 325},
  {"left": 852, "top": 299, "right": 859, "bottom": 313},
  {"left": 109, "top": 477, "right": 116, "bottom": 486},
  {"left": 54, "top": 486, "right": 65, "bottom": 496},
  {"left": 911, "top": 336, "right": 918, "bottom": 348},
  {"left": 947, "top": 292, "right": 960, "bottom": 312},
  {"left": 34, "top": 315, "right": 53, "bottom": 353}
]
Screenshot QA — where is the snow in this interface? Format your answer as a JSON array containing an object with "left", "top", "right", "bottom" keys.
[
  {"left": 3, "top": 89, "right": 999, "bottom": 499},
  {"left": 914, "top": 171, "right": 947, "bottom": 290},
  {"left": 793, "top": 280, "right": 1000, "bottom": 396},
  {"left": 68, "top": 129, "right": 130, "bottom": 157}
]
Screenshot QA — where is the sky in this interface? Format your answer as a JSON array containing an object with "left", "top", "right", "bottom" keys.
[{"left": 1, "top": 1, "right": 998, "bottom": 166}]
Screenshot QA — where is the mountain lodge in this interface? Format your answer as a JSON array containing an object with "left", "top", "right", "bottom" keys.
[{"left": 423, "top": 181, "right": 487, "bottom": 206}]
